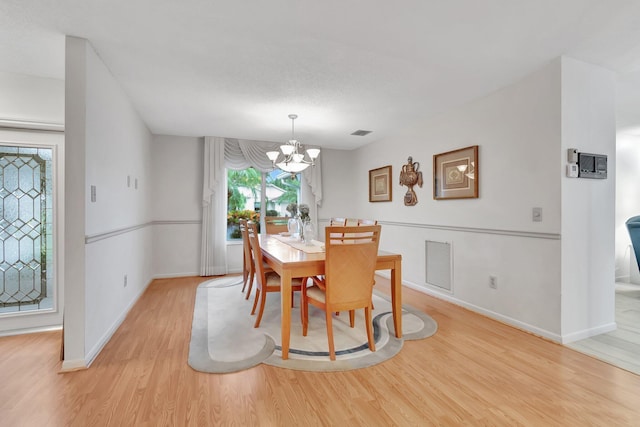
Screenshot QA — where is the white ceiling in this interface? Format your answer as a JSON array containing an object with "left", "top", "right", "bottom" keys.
[{"left": 2, "top": 0, "right": 640, "bottom": 148}]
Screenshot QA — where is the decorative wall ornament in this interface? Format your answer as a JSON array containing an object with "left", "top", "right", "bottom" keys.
[
  {"left": 433, "top": 145, "right": 478, "bottom": 200},
  {"left": 399, "top": 156, "right": 423, "bottom": 206}
]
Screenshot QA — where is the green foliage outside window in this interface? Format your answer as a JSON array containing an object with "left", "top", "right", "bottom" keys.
[
  {"left": 226, "top": 168, "right": 301, "bottom": 240},
  {"left": 227, "top": 168, "right": 261, "bottom": 212}
]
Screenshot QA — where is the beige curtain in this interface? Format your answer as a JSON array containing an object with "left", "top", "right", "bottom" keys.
[{"left": 200, "top": 137, "right": 227, "bottom": 276}]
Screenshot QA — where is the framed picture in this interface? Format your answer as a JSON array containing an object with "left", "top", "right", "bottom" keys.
[
  {"left": 433, "top": 145, "right": 478, "bottom": 200},
  {"left": 369, "top": 165, "right": 392, "bottom": 202}
]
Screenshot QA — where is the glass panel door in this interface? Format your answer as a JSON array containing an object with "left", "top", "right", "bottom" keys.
[{"left": 0, "top": 145, "right": 53, "bottom": 314}]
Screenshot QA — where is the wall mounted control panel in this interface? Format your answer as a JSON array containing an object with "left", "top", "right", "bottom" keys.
[
  {"left": 577, "top": 152, "right": 607, "bottom": 179},
  {"left": 566, "top": 148, "right": 607, "bottom": 179}
]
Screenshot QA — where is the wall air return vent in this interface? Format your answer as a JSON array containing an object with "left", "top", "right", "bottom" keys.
[{"left": 425, "top": 240, "right": 452, "bottom": 292}]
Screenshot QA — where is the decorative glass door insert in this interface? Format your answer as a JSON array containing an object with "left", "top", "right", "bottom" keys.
[{"left": 0, "top": 146, "right": 53, "bottom": 313}]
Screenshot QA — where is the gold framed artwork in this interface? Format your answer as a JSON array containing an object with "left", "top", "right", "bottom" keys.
[
  {"left": 369, "top": 165, "right": 392, "bottom": 202},
  {"left": 433, "top": 145, "right": 478, "bottom": 200}
]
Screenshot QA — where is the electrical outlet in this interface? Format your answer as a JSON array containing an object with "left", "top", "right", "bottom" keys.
[
  {"left": 489, "top": 275, "right": 497, "bottom": 289},
  {"left": 124, "top": 274, "right": 128, "bottom": 287}
]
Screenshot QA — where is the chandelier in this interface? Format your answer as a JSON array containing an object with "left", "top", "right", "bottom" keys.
[{"left": 266, "top": 114, "right": 320, "bottom": 176}]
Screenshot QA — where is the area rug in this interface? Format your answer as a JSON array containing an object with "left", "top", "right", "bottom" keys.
[{"left": 188, "top": 276, "right": 438, "bottom": 373}]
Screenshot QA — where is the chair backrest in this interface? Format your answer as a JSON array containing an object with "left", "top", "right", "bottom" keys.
[
  {"left": 247, "top": 221, "right": 268, "bottom": 287},
  {"left": 357, "top": 218, "right": 378, "bottom": 226},
  {"left": 265, "top": 216, "right": 289, "bottom": 234},
  {"left": 239, "top": 219, "right": 253, "bottom": 271},
  {"left": 330, "top": 217, "right": 347, "bottom": 226},
  {"left": 323, "top": 225, "right": 381, "bottom": 311}
]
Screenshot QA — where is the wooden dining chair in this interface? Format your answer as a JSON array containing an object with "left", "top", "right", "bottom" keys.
[
  {"left": 301, "top": 224, "right": 382, "bottom": 360},
  {"left": 264, "top": 216, "right": 289, "bottom": 234},
  {"left": 356, "top": 218, "right": 379, "bottom": 308},
  {"left": 239, "top": 219, "right": 274, "bottom": 300},
  {"left": 330, "top": 217, "right": 347, "bottom": 226},
  {"left": 357, "top": 218, "right": 378, "bottom": 226},
  {"left": 247, "top": 221, "right": 304, "bottom": 327},
  {"left": 239, "top": 219, "right": 253, "bottom": 294}
]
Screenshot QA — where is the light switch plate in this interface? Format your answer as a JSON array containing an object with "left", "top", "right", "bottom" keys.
[{"left": 532, "top": 207, "right": 542, "bottom": 222}]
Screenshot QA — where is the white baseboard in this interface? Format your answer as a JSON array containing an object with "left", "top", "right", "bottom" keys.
[
  {"left": 0, "top": 324, "right": 62, "bottom": 338},
  {"left": 60, "top": 359, "right": 88, "bottom": 372},
  {"left": 396, "top": 277, "right": 618, "bottom": 344},
  {"left": 153, "top": 268, "right": 243, "bottom": 280},
  {"left": 377, "top": 272, "right": 564, "bottom": 343},
  {"left": 82, "top": 278, "right": 153, "bottom": 368},
  {"left": 560, "top": 322, "right": 617, "bottom": 344},
  {"left": 153, "top": 271, "right": 199, "bottom": 279}
]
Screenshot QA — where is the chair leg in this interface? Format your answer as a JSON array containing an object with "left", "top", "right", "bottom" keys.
[
  {"left": 251, "top": 288, "right": 260, "bottom": 315},
  {"left": 254, "top": 288, "right": 267, "bottom": 328},
  {"left": 300, "top": 287, "right": 306, "bottom": 330},
  {"left": 326, "top": 309, "right": 336, "bottom": 361},
  {"left": 245, "top": 266, "right": 256, "bottom": 300},
  {"left": 349, "top": 310, "right": 355, "bottom": 328},
  {"left": 302, "top": 297, "right": 308, "bottom": 336},
  {"left": 364, "top": 306, "right": 375, "bottom": 352},
  {"left": 241, "top": 267, "right": 248, "bottom": 292}
]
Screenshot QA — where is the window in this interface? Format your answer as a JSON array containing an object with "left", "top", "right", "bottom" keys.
[
  {"left": 226, "top": 168, "right": 300, "bottom": 240},
  {"left": 0, "top": 145, "right": 55, "bottom": 314}
]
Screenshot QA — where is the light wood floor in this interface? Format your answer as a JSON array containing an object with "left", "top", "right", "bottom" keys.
[
  {"left": 567, "top": 283, "right": 640, "bottom": 375},
  {"left": 1, "top": 276, "right": 639, "bottom": 426}
]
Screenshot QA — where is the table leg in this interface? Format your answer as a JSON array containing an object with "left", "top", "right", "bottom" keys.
[
  {"left": 281, "top": 270, "right": 292, "bottom": 359},
  {"left": 391, "top": 261, "right": 402, "bottom": 338}
]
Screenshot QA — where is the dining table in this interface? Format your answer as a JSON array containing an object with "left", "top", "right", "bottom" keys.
[{"left": 259, "top": 234, "right": 403, "bottom": 360}]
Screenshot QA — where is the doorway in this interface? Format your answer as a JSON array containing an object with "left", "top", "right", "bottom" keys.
[{"left": 0, "top": 129, "right": 63, "bottom": 334}]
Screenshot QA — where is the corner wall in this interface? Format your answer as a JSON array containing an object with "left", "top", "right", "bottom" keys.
[
  {"left": 64, "top": 36, "right": 154, "bottom": 368},
  {"left": 151, "top": 135, "right": 203, "bottom": 277},
  {"left": 560, "top": 57, "right": 616, "bottom": 341}
]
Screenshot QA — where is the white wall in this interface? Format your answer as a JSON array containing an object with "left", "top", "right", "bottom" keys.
[
  {"left": 151, "top": 135, "right": 203, "bottom": 277},
  {"left": 615, "top": 133, "right": 640, "bottom": 283},
  {"left": 316, "top": 148, "right": 358, "bottom": 219},
  {"left": 0, "top": 70, "right": 64, "bottom": 126},
  {"left": 560, "top": 57, "right": 617, "bottom": 341},
  {"left": 64, "top": 37, "right": 154, "bottom": 368},
  {"left": 319, "top": 57, "right": 617, "bottom": 342},
  {"left": 318, "top": 59, "right": 564, "bottom": 340}
]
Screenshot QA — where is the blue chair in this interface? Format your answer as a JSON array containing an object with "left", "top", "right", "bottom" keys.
[{"left": 625, "top": 216, "right": 640, "bottom": 271}]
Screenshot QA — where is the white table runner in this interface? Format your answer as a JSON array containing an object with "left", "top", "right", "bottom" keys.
[{"left": 272, "top": 234, "right": 325, "bottom": 253}]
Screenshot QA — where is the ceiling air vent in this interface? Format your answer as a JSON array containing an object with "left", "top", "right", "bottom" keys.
[{"left": 351, "top": 129, "right": 372, "bottom": 136}]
